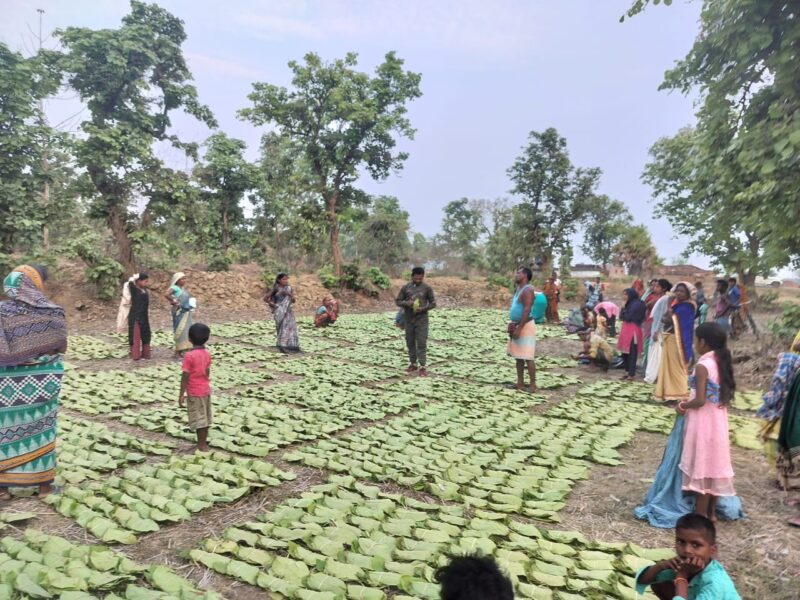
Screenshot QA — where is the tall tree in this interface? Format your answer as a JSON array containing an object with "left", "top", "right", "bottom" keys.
[
  {"left": 193, "top": 133, "right": 258, "bottom": 254},
  {"left": 239, "top": 51, "right": 422, "bottom": 275},
  {"left": 357, "top": 196, "right": 411, "bottom": 274},
  {"left": 580, "top": 195, "right": 633, "bottom": 272},
  {"left": 613, "top": 224, "right": 661, "bottom": 277},
  {"left": 439, "top": 198, "right": 487, "bottom": 275},
  {"left": 507, "top": 128, "right": 600, "bottom": 269},
  {"left": 0, "top": 43, "right": 61, "bottom": 254},
  {"left": 56, "top": 1, "right": 216, "bottom": 271},
  {"left": 633, "top": 0, "right": 800, "bottom": 283}
]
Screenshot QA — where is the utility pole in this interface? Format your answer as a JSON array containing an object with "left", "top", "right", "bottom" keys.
[{"left": 37, "top": 8, "right": 51, "bottom": 250}]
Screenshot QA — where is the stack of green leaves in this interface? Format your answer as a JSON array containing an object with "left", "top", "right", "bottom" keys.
[
  {"left": 431, "top": 361, "right": 580, "bottom": 388},
  {"left": 574, "top": 381, "right": 655, "bottom": 404},
  {"left": 209, "top": 342, "right": 283, "bottom": 364},
  {"left": 44, "top": 452, "right": 296, "bottom": 544},
  {"left": 732, "top": 390, "right": 764, "bottom": 412},
  {"left": 545, "top": 398, "right": 674, "bottom": 436},
  {"left": 66, "top": 335, "right": 128, "bottom": 360},
  {"left": 58, "top": 414, "right": 176, "bottom": 484},
  {"left": 191, "top": 475, "right": 664, "bottom": 600},
  {"left": 239, "top": 380, "right": 428, "bottom": 422},
  {"left": 120, "top": 397, "right": 350, "bottom": 456},
  {"left": 375, "top": 378, "right": 547, "bottom": 412},
  {"left": 272, "top": 358, "right": 397, "bottom": 385},
  {"left": 0, "top": 528, "right": 224, "bottom": 598},
  {"left": 284, "top": 404, "right": 637, "bottom": 521}
]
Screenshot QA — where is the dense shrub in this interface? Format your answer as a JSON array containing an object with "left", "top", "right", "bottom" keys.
[
  {"left": 318, "top": 263, "right": 391, "bottom": 296},
  {"left": 486, "top": 274, "right": 513, "bottom": 291},
  {"left": 767, "top": 303, "right": 800, "bottom": 341},
  {"left": 759, "top": 290, "right": 779, "bottom": 307},
  {"left": 60, "top": 233, "right": 123, "bottom": 300},
  {"left": 562, "top": 278, "right": 580, "bottom": 300},
  {"left": 207, "top": 252, "right": 232, "bottom": 272}
]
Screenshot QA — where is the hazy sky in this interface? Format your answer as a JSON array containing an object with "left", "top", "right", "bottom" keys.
[{"left": 2, "top": 0, "right": 706, "bottom": 265}]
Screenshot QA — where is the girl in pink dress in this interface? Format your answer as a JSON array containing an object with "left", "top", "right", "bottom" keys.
[{"left": 678, "top": 322, "right": 736, "bottom": 522}]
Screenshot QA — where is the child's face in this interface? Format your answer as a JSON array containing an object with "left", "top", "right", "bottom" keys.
[
  {"left": 675, "top": 527, "right": 716, "bottom": 566},
  {"left": 694, "top": 335, "right": 710, "bottom": 356}
]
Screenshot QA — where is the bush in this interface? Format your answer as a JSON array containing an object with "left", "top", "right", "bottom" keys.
[
  {"left": 207, "top": 252, "right": 232, "bottom": 272},
  {"left": 363, "top": 267, "right": 391, "bottom": 290},
  {"left": 562, "top": 278, "right": 580, "bottom": 301},
  {"left": 318, "top": 263, "right": 391, "bottom": 296},
  {"left": 767, "top": 303, "right": 800, "bottom": 341},
  {"left": 60, "top": 233, "right": 123, "bottom": 301},
  {"left": 486, "top": 274, "right": 513, "bottom": 292},
  {"left": 759, "top": 290, "right": 779, "bottom": 307}
]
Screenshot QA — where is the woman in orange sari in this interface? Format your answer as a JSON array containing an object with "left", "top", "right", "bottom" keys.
[{"left": 543, "top": 276, "right": 559, "bottom": 324}]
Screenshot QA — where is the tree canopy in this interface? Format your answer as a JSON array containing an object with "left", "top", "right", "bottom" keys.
[{"left": 239, "top": 51, "right": 422, "bottom": 275}]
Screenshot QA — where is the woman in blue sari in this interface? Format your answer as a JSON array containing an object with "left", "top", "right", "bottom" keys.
[
  {"left": 266, "top": 273, "right": 300, "bottom": 353},
  {"left": 166, "top": 272, "right": 194, "bottom": 357}
]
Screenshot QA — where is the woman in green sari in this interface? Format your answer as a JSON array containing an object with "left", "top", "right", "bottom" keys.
[{"left": 166, "top": 272, "right": 195, "bottom": 357}]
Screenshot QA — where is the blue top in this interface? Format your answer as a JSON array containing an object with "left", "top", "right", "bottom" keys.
[
  {"left": 532, "top": 291, "right": 548, "bottom": 323},
  {"left": 509, "top": 284, "right": 535, "bottom": 322},
  {"left": 635, "top": 560, "right": 741, "bottom": 599},
  {"left": 728, "top": 285, "right": 741, "bottom": 306}
]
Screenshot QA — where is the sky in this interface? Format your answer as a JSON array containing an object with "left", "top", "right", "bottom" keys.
[{"left": 1, "top": 0, "right": 708, "bottom": 266}]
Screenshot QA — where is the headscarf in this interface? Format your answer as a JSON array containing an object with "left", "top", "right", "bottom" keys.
[
  {"left": 621, "top": 288, "right": 647, "bottom": 324},
  {"left": 671, "top": 281, "right": 697, "bottom": 310},
  {"left": 632, "top": 278, "right": 645, "bottom": 298},
  {"left": 170, "top": 272, "right": 186, "bottom": 287},
  {"left": 0, "top": 268, "right": 67, "bottom": 366},
  {"left": 11, "top": 265, "right": 46, "bottom": 292},
  {"left": 758, "top": 353, "right": 800, "bottom": 421}
]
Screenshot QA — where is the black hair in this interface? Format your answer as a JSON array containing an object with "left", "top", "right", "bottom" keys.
[
  {"left": 598, "top": 307, "right": 608, "bottom": 317},
  {"left": 411, "top": 266, "right": 425, "bottom": 276},
  {"left": 695, "top": 322, "right": 735, "bottom": 406},
  {"left": 275, "top": 272, "right": 288, "bottom": 284},
  {"left": 676, "top": 513, "right": 716, "bottom": 545},
  {"left": 435, "top": 555, "right": 514, "bottom": 600},
  {"left": 728, "top": 276, "right": 737, "bottom": 283},
  {"left": 188, "top": 322, "right": 211, "bottom": 346},
  {"left": 518, "top": 267, "right": 533, "bottom": 282},
  {"left": 716, "top": 279, "right": 729, "bottom": 293},
  {"left": 657, "top": 278, "right": 673, "bottom": 292},
  {"left": 695, "top": 281, "right": 704, "bottom": 287},
  {"left": 137, "top": 272, "right": 149, "bottom": 281}
]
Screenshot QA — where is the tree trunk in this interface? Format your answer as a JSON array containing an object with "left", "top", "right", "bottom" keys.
[
  {"left": 742, "top": 270, "right": 757, "bottom": 297},
  {"left": 326, "top": 194, "right": 343, "bottom": 275},
  {"left": 222, "top": 208, "right": 229, "bottom": 252},
  {"left": 108, "top": 205, "right": 135, "bottom": 273},
  {"left": 42, "top": 181, "right": 50, "bottom": 250}
]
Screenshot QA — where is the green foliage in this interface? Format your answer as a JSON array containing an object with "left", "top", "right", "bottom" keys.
[
  {"left": 562, "top": 278, "right": 580, "bottom": 301},
  {"left": 767, "top": 303, "right": 800, "bottom": 341},
  {"left": 318, "top": 263, "right": 390, "bottom": 296},
  {"left": 758, "top": 290, "right": 779, "bottom": 307},
  {"left": 580, "top": 196, "right": 632, "bottom": 270},
  {"left": 439, "top": 198, "right": 487, "bottom": 274},
  {"left": 207, "top": 253, "right": 233, "bottom": 272},
  {"left": 507, "top": 128, "right": 600, "bottom": 269},
  {"left": 356, "top": 196, "right": 411, "bottom": 274},
  {"left": 612, "top": 225, "right": 660, "bottom": 277},
  {"left": 55, "top": 0, "right": 217, "bottom": 269},
  {"left": 240, "top": 51, "right": 422, "bottom": 273},
  {"left": 486, "top": 274, "right": 513, "bottom": 292},
  {"left": 640, "top": 1, "right": 800, "bottom": 282},
  {"left": 61, "top": 232, "right": 123, "bottom": 300}
]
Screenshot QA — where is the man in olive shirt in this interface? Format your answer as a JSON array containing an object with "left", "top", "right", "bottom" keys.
[{"left": 396, "top": 266, "right": 436, "bottom": 376}]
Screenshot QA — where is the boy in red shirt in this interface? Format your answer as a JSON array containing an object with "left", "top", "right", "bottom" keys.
[{"left": 178, "top": 323, "right": 212, "bottom": 451}]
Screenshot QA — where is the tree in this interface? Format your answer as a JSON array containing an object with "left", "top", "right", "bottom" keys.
[
  {"left": 613, "top": 224, "right": 661, "bottom": 277},
  {"left": 580, "top": 195, "right": 633, "bottom": 272},
  {"left": 239, "top": 52, "right": 422, "bottom": 275},
  {"left": 0, "top": 43, "right": 61, "bottom": 254},
  {"left": 193, "top": 133, "right": 258, "bottom": 255},
  {"left": 439, "top": 198, "right": 487, "bottom": 275},
  {"left": 507, "top": 128, "right": 600, "bottom": 269},
  {"left": 55, "top": 1, "right": 216, "bottom": 271},
  {"left": 633, "top": 0, "right": 800, "bottom": 283},
  {"left": 357, "top": 196, "right": 411, "bottom": 274}
]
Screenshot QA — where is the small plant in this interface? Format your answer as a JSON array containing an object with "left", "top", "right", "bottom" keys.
[
  {"left": 758, "top": 290, "right": 779, "bottom": 307},
  {"left": 363, "top": 267, "right": 391, "bottom": 290},
  {"left": 60, "top": 233, "right": 123, "bottom": 300},
  {"left": 207, "top": 252, "right": 232, "bottom": 272},
  {"left": 486, "top": 274, "right": 513, "bottom": 291},
  {"left": 562, "top": 278, "right": 580, "bottom": 301},
  {"left": 318, "top": 264, "right": 391, "bottom": 296},
  {"left": 318, "top": 265, "right": 340, "bottom": 289},
  {"left": 767, "top": 303, "right": 800, "bottom": 341}
]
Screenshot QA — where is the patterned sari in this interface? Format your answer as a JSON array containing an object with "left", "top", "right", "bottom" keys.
[
  {"left": 272, "top": 286, "right": 300, "bottom": 352},
  {"left": 0, "top": 270, "right": 66, "bottom": 489},
  {"left": 171, "top": 285, "right": 194, "bottom": 353}
]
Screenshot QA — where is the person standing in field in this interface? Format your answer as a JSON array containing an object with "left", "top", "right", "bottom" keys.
[
  {"left": 507, "top": 267, "right": 537, "bottom": 392},
  {"left": 266, "top": 273, "right": 300, "bottom": 353},
  {"left": 543, "top": 275, "right": 560, "bottom": 324},
  {"left": 396, "top": 267, "right": 436, "bottom": 376},
  {"left": 178, "top": 323, "right": 212, "bottom": 452},
  {"left": 127, "top": 273, "right": 152, "bottom": 361},
  {"left": 618, "top": 288, "right": 646, "bottom": 381}
]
